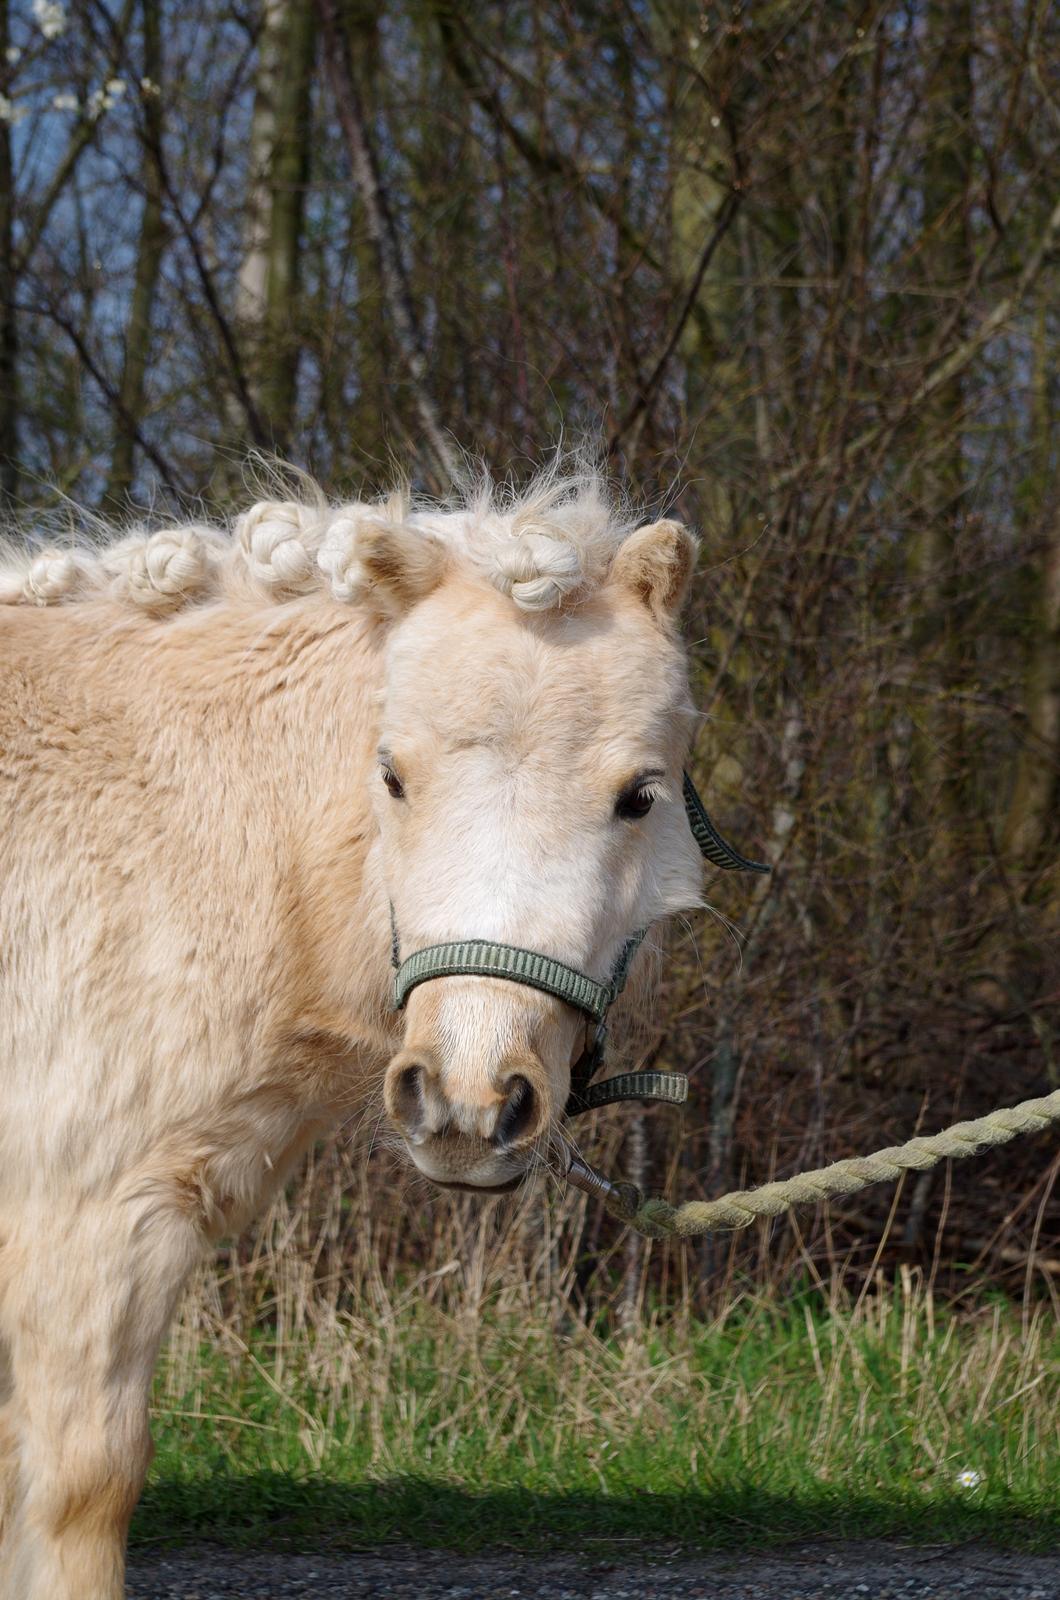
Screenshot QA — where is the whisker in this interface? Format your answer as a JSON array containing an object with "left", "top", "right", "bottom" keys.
[{"left": 697, "top": 900, "right": 746, "bottom": 971}]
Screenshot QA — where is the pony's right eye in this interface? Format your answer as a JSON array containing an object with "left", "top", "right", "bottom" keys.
[{"left": 381, "top": 765, "right": 405, "bottom": 800}]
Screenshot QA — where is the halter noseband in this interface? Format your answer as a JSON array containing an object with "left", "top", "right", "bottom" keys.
[{"left": 389, "top": 772, "right": 768, "bottom": 1115}]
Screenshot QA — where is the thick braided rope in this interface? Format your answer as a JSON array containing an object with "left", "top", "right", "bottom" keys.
[{"left": 624, "top": 1089, "right": 1060, "bottom": 1239}]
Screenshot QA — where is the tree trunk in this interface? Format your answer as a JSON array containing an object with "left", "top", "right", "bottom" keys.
[
  {"left": 908, "top": 0, "right": 974, "bottom": 832},
  {"left": 0, "top": 0, "right": 17, "bottom": 505},
  {"left": 105, "top": 0, "right": 167, "bottom": 506},
  {"left": 1002, "top": 283, "right": 1059, "bottom": 887},
  {"left": 236, "top": 0, "right": 316, "bottom": 454},
  {"left": 343, "top": 0, "right": 386, "bottom": 463},
  {"left": 315, "top": 0, "right": 457, "bottom": 484},
  {"left": 1004, "top": 598, "right": 1059, "bottom": 887}
]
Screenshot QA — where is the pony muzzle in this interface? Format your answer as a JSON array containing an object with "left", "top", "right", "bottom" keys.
[{"left": 383, "top": 1042, "right": 553, "bottom": 1190}]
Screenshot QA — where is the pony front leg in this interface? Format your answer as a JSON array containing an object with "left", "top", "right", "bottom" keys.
[
  {"left": 0, "top": 1203, "right": 199, "bottom": 1600},
  {"left": 0, "top": 1338, "right": 17, "bottom": 1560}
]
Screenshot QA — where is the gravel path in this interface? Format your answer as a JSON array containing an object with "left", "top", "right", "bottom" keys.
[{"left": 125, "top": 1541, "right": 1060, "bottom": 1599}]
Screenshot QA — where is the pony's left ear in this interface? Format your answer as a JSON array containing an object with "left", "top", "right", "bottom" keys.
[
  {"left": 609, "top": 519, "right": 698, "bottom": 625},
  {"left": 356, "top": 521, "right": 448, "bottom": 619}
]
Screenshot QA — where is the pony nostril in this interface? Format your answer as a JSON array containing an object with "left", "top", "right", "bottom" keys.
[
  {"left": 494, "top": 1074, "right": 537, "bottom": 1148},
  {"left": 392, "top": 1062, "right": 426, "bottom": 1133}
]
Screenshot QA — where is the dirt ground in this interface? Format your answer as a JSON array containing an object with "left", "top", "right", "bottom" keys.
[{"left": 125, "top": 1540, "right": 1060, "bottom": 1598}]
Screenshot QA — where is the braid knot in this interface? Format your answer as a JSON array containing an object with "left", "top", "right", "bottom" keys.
[{"left": 236, "top": 501, "right": 320, "bottom": 592}]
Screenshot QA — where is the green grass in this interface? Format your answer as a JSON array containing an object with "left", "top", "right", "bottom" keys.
[{"left": 133, "top": 1274, "right": 1060, "bottom": 1553}]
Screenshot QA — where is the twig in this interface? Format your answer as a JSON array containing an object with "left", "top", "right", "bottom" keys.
[
  {"left": 20, "top": 297, "right": 185, "bottom": 497},
  {"left": 314, "top": 0, "right": 457, "bottom": 485},
  {"left": 608, "top": 189, "right": 744, "bottom": 457},
  {"left": 772, "top": 190, "right": 1060, "bottom": 492}
]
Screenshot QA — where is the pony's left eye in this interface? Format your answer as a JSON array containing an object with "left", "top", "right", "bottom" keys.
[{"left": 615, "top": 780, "right": 659, "bottom": 821}]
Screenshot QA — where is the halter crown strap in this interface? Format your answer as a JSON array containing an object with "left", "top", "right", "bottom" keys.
[{"left": 682, "top": 771, "right": 770, "bottom": 874}]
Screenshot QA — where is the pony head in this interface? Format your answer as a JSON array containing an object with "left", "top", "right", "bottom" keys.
[{"left": 368, "top": 487, "right": 706, "bottom": 1192}]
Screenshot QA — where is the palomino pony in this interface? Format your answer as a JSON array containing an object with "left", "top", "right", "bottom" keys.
[{"left": 0, "top": 466, "right": 709, "bottom": 1599}]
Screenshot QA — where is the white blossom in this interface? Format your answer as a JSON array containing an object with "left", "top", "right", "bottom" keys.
[
  {"left": 32, "top": 0, "right": 67, "bottom": 40},
  {"left": 140, "top": 76, "right": 160, "bottom": 97},
  {"left": 85, "top": 77, "right": 128, "bottom": 119},
  {"left": 956, "top": 1468, "right": 983, "bottom": 1489},
  {"left": 5, "top": 45, "right": 21, "bottom": 65},
  {"left": 0, "top": 94, "right": 26, "bottom": 125},
  {"left": 52, "top": 92, "right": 78, "bottom": 112}
]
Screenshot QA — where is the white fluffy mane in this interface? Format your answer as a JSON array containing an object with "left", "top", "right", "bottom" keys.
[{"left": 0, "top": 462, "right": 636, "bottom": 617}]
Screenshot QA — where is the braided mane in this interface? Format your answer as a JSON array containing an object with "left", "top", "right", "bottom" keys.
[{"left": 0, "top": 462, "right": 635, "bottom": 618}]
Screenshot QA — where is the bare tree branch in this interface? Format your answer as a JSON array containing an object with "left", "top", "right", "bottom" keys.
[
  {"left": 314, "top": 0, "right": 457, "bottom": 485},
  {"left": 430, "top": 2, "right": 666, "bottom": 280},
  {"left": 607, "top": 189, "right": 744, "bottom": 458},
  {"left": 21, "top": 298, "right": 186, "bottom": 499},
  {"left": 143, "top": 145, "right": 269, "bottom": 450},
  {"left": 13, "top": 0, "right": 138, "bottom": 278},
  {"left": 774, "top": 190, "right": 1060, "bottom": 493}
]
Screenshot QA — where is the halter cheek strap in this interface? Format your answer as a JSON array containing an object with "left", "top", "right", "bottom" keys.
[{"left": 389, "top": 771, "right": 768, "bottom": 1115}]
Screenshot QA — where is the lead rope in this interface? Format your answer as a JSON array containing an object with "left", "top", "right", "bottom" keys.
[{"left": 566, "top": 1089, "right": 1060, "bottom": 1239}]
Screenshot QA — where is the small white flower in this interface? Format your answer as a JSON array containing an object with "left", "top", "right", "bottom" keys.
[
  {"left": 32, "top": 0, "right": 66, "bottom": 39},
  {"left": 52, "top": 92, "right": 78, "bottom": 112},
  {"left": 86, "top": 86, "right": 106, "bottom": 119},
  {"left": 140, "top": 75, "right": 160, "bottom": 97},
  {"left": 710, "top": 115, "right": 721, "bottom": 127},
  {"left": 105, "top": 76, "right": 125, "bottom": 96},
  {"left": 956, "top": 1468, "right": 983, "bottom": 1489},
  {"left": 6, "top": 45, "right": 21, "bottom": 65}
]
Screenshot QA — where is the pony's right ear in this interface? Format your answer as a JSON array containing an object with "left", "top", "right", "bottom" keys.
[{"left": 355, "top": 520, "right": 448, "bottom": 619}]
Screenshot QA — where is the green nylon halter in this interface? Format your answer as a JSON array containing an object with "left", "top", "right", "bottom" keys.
[{"left": 390, "top": 771, "right": 768, "bottom": 1114}]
